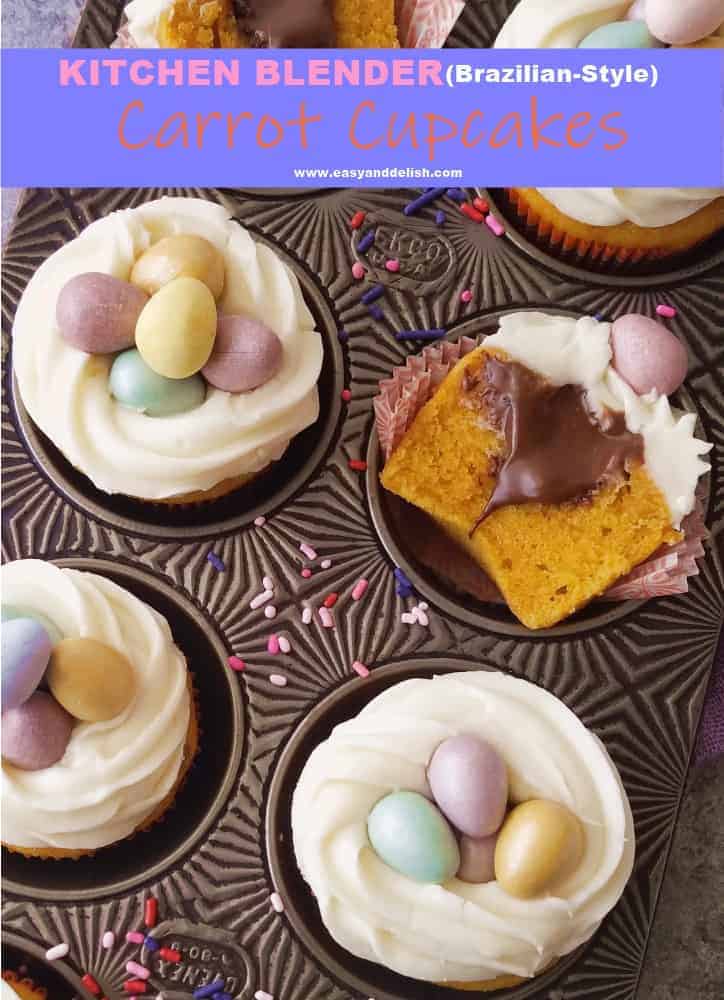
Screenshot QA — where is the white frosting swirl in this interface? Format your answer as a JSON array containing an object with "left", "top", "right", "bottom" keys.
[
  {"left": 485, "top": 312, "right": 711, "bottom": 528},
  {"left": 123, "top": 0, "right": 173, "bottom": 47},
  {"left": 1, "top": 560, "right": 191, "bottom": 851},
  {"left": 533, "top": 187, "right": 724, "bottom": 227},
  {"left": 12, "top": 197, "right": 323, "bottom": 500},
  {"left": 292, "top": 671, "right": 635, "bottom": 984}
]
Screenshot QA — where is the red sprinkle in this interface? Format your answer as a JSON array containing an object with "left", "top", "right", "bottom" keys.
[
  {"left": 228, "top": 656, "right": 245, "bottom": 672},
  {"left": 341, "top": 389, "right": 352, "bottom": 402},
  {"left": 144, "top": 898, "right": 157, "bottom": 929},
  {"left": 82, "top": 974, "right": 102, "bottom": 996},
  {"left": 323, "top": 593, "right": 339, "bottom": 609},
  {"left": 350, "top": 210, "right": 366, "bottom": 230},
  {"left": 460, "top": 203, "right": 484, "bottom": 223},
  {"left": 159, "top": 947, "right": 181, "bottom": 963},
  {"left": 123, "top": 982, "right": 147, "bottom": 996},
  {"left": 473, "top": 197, "right": 490, "bottom": 214},
  {"left": 349, "top": 460, "right": 367, "bottom": 471}
]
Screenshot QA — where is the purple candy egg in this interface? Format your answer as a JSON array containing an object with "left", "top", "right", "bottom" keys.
[
  {"left": 458, "top": 834, "right": 498, "bottom": 884},
  {"left": 56, "top": 272, "right": 148, "bottom": 354},
  {"left": 2, "top": 617, "right": 53, "bottom": 711},
  {"left": 611, "top": 314, "right": 688, "bottom": 397},
  {"left": 645, "top": 0, "right": 722, "bottom": 45},
  {"left": 428, "top": 735, "right": 509, "bottom": 839},
  {"left": 202, "top": 316, "right": 283, "bottom": 393},
  {"left": 2, "top": 691, "right": 74, "bottom": 770}
]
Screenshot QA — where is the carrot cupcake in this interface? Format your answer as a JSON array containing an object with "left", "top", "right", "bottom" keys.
[
  {"left": 377, "top": 312, "right": 711, "bottom": 630},
  {"left": 2, "top": 974, "right": 46, "bottom": 1000},
  {"left": 1, "top": 559, "right": 196, "bottom": 858},
  {"left": 12, "top": 197, "right": 324, "bottom": 504},
  {"left": 293, "top": 670, "right": 634, "bottom": 988}
]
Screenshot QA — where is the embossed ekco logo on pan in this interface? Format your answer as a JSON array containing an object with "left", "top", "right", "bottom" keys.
[
  {"left": 141, "top": 921, "right": 254, "bottom": 999},
  {"left": 352, "top": 212, "right": 456, "bottom": 291}
]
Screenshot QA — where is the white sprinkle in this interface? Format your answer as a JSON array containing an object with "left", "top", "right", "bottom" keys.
[
  {"left": 299, "top": 542, "right": 318, "bottom": 560},
  {"left": 255, "top": 992, "right": 274, "bottom": 1000},
  {"left": 262, "top": 575, "right": 274, "bottom": 591},
  {"left": 254, "top": 516, "right": 266, "bottom": 527},
  {"left": 418, "top": 602, "right": 429, "bottom": 611},
  {"left": 45, "top": 944, "right": 69, "bottom": 961},
  {"left": 401, "top": 612, "right": 416, "bottom": 625},
  {"left": 416, "top": 609, "right": 430, "bottom": 627},
  {"left": 102, "top": 931, "right": 115, "bottom": 950},
  {"left": 250, "top": 589, "right": 274, "bottom": 609},
  {"left": 320, "top": 559, "right": 332, "bottom": 569},
  {"left": 269, "top": 674, "right": 287, "bottom": 687},
  {"left": 302, "top": 607, "right": 313, "bottom": 625},
  {"left": 264, "top": 605, "right": 277, "bottom": 620},
  {"left": 319, "top": 606, "right": 334, "bottom": 628},
  {"left": 278, "top": 635, "right": 291, "bottom": 654},
  {"left": 270, "top": 892, "right": 285, "bottom": 913}
]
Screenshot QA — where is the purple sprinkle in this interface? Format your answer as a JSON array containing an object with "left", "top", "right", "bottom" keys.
[
  {"left": 394, "top": 567, "right": 412, "bottom": 585},
  {"left": 356, "top": 229, "right": 376, "bottom": 254},
  {"left": 395, "top": 330, "right": 445, "bottom": 342},
  {"left": 361, "top": 284, "right": 385, "bottom": 305},
  {"left": 435, "top": 210, "right": 446, "bottom": 226},
  {"left": 368, "top": 304, "right": 384, "bottom": 321},
  {"left": 212, "top": 994, "right": 232, "bottom": 1000},
  {"left": 207, "top": 552, "right": 225, "bottom": 572},
  {"left": 446, "top": 187, "right": 467, "bottom": 202},
  {"left": 403, "top": 187, "right": 447, "bottom": 216},
  {"left": 337, "top": 329, "right": 349, "bottom": 343},
  {"left": 194, "top": 980, "right": 226, "bottom": 999},
  {"left": 143, "top": 935, "right": 159, "bottom": 952}
]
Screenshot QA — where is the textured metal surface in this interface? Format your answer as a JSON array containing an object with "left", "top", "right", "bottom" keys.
[{"left": 2, "top": 187, "right": 724, "bottom": 1000}]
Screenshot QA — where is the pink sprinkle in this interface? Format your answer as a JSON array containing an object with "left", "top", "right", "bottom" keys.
[
  {"left": 228, "top": 656, "right": 245, "bottom": 672},
  {"left": 255, "top": 992, "right": 274, "bottom": 1000},
  {"left": 267, "top": 634, "right": 280, "bottom": 655},
  {"left": 270, "top": 674, "right": 287, "bottom": 687},
  {"left": 414, "top": 607, "right": 430, "bottom": 627},
  {"left": 460, "top": 289, "right": 473, "bottom": 303},
  {"left": 301, "top": 568, "right": 313, "bottom": 579},
  {"left": 401, "top": 612, "right": 416, "bottom": 625},
  {"left": 126, "top": 932, "right": 144, "bottom": 945},
  {"left": 102, "top": 931, "right": 115, "bottom": 950},
  {"left": 352, "top": 661, "right": 370, "bottom": 678},
  {"left": 352, "top": 579, "right": 369, "bottom": 601},
  {"left": 270, "top": 892, "right": 285, "bottom": 913},
  {"left": 341, "top": 389, "right": 352, "bottom": 402},
  {"left": 321, "top": 559, "right": 332, "bottom": 569},
  {"left": 254, "top": 516, "right": 266, "bottom": 527},
  {"left": 262, "top": 575, "right": 274, "bottom": 590},
  {"left": 302, "top": 607, "right": 313, "bottom": 625},
  {"left": 352, "top": 261, "right": 366, "bottom": 280},
  {"left": 319, "top": 606, "right": 334, "bottom": 628},
  {"left": 656, "top": 304, "right": 677, "bottom": 318},
  {"left": 126, "top": 962, "right": 150, "bottom": 980},
  {"left": 264, "top": 605, "right": 277, "bottom": 620},
  {"left": 385, "top": 259, "right": 400, "bottom": 273},
  {"left": 278, "top": 636, "right": 291, "bottom": 654},
  {"left": 485, "top": 214, "right": 505, "bottom": 237},
  {"left": 300, "top": 542, "right": 318, "bottom": 560},
  {"left": 250, "top": 589, "right": 274, "bottom": 609}
]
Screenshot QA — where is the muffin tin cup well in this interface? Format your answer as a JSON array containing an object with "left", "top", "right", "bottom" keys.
[
  {"left": 265, "top": 658, "right": 586, "bottom": 1000},
  {"left": 2, "top": 556, "right": 245, "bottom": 903},
  {"left": 3, "top": 935, "right": 86, "bottom": 1000}
]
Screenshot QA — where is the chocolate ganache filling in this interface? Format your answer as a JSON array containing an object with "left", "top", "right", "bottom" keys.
[
  {"left": 236, "top": 0, "right": 336, "bottom": 47},
  {"left": 465, "top": 356, "right": 645, "bottom": 532}
]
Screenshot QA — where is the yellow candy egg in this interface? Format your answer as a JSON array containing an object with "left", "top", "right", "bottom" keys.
[
  {"left": 47, "top": 638, "right": 135, "bottom": 722},
  {"left": 135, "top": 276, "right": 217, "bottom": 379},
  {"left": 494, "top": 799, "right": 584, "bottom": 899},
  {"left": 131, "top": 234, "right": 225, "bottom": 299}
]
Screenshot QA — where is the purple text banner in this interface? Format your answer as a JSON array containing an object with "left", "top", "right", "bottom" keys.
[{"left": 1, "top": 49, "right": 722, "bottom": 187}]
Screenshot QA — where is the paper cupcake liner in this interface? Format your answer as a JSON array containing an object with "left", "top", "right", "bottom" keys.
[{"left": 374, "top": 341, "right": 709, "bottom": 602}]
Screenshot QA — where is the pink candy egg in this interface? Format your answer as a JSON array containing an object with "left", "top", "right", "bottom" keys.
[
  {"left": 458, "top": 834, "right": 498, "bottom": 884},
  {"left": 202, "top": 315, "right": 283, "bottom": 393},
  {"left": 2, "top": 691, "right": 74, "bottom": 771},
  {"left": 428, "top": 735, "right": 508, "bottom": 839},
  {"left": 611, "top": 314, "right": 688, "bottom": 397},
  {"left": 626, "top": 0, "right": 648, "bottom": 21},
  {"left": 645, "top": 0, "right": 723, "bottom": 45},
  {"left": 56, "top": 273, "right": 148, "bottom": 354}
]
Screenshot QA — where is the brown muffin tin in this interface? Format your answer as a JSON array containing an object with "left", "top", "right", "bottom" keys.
[{"left": 2, "top": 187, "right": 723, "bottom": 1000}]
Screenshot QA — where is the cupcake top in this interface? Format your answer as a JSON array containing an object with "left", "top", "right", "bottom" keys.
[
  {"left": 292, "top": 671, "right": 634, "bottom": 984},
  {"left": 12, "top": 197, "right": 323, "bottom": 500},
  {"left": 1, "top": 560, "right": 191, "bottom": 852},
  {"left": 532, "top": 187, "right": 724, "bottom": 228}
]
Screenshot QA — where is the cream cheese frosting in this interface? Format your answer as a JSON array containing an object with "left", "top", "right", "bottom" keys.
[
  {"left": 292, "top": 671, "right": 635, "bottom": 984},
  {"left": 1, "top": 560, "right": 191, "bottom": 851},
  {"left": 484, "top": 312, "right": 711, "bottom": 529},
  {"left": 123, "top": 0, "right": 173, "bottom": 47},
  {"left": 533, "top": 188, "right": 723, "bottom": 228},
  {"left": 12, "top": 197, "right": 323, "bottom": 500}
]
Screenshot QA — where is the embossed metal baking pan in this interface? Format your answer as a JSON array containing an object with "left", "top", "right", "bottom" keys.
[{"left": 2, "top": 187, "right": 723, "bottom": 1000}]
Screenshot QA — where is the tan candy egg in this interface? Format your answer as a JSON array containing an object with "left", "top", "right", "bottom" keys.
[
  {"left": 48, "top": 638, "right": 135, "bottom": 722},
  {"left": 131, "top": 235, "right": 225, "bottom": 299},
  {"left": 135, "top": 276, "right": 217, "bottom": 379},
  {"left": 494, "top": 799, "right": 584, "bottom": 899}
]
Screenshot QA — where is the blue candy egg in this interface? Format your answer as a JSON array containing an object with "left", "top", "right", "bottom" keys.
[
  {"left": 2, "top": 617, "right": 53, "bottom": 711},
  {"left": 579, "top": 20, "right": 666, "bottom": 47},
  {"left": 2, "top": 605, "right": 62, "bottom": 645},
  {"left": 109, "top": 348, "right": 206, "bottom": 417},
  {"left": 367, "top": 791, "right": 460, "bottom": 884}
]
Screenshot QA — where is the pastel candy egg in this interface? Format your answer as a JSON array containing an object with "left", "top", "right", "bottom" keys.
[
  {"left": 110, "top": 349, "right": 205, "bottom": 417},
  {"left": 578, "top": 20, "right": 664, "bottom": 47},
  {"left": 458, "top": 834, "right": 498, "bottom": 884},
  {"left": 2, "top": 604, "right": 62, "bottom": 645},
  {"left": 56, "top": 273, "right": 149, "bottom": 354},
  {"left": 367, "top": 791, "right": 461, "bottom": 884},
  {"left": 626, "top": 0, "right": 648, "bottom": 20},
  {"left": 611, "top": 314, "right": 688, "bottom": 396},
  {"left": 47, "top": 637, "right": 135, "bottom": 722},
  {"left": 2, "top": 618, "right": 53, "bottom": 711},
  {"left": 645, "top": 0, "right": 723, "bottom": 45},
  {"left": 135, "top": 276, "right": 217, "bottom": 379},
  {"left": 202, "top": 316, "right": 283, "bottom": 392},
  {"left": 427, "top": 735, "right": 508, "bottom": 838},
  {"left": 131, "top": 235, "right": 225, "bottom": 299},
  {"left": 494, "top": 800, "right": 584, "bottom": 899},
  {"left": 2, "top": 691, "right": 74, "bottom": 770}
]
